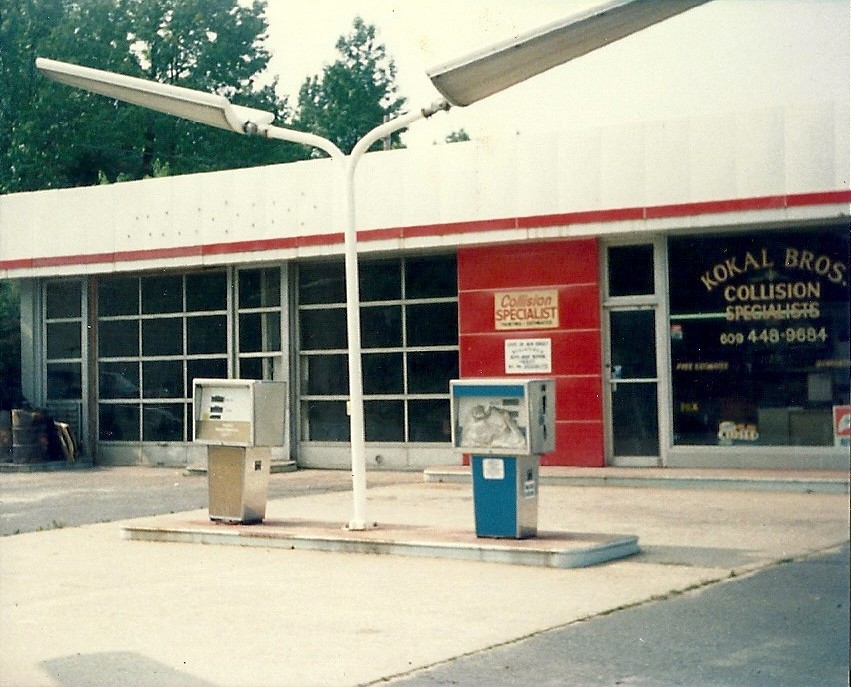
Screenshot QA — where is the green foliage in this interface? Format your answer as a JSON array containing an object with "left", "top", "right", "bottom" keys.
[
  {"left": 0, "top": 281, "right": 22, "bottom": 408},
  {"left": 2, "top": 4, "right": 410, "bottom": 192},
  {"left": 294, "top": 17, "right": 406, "bottom": 155},
  {"left": 1, "top": 0, "right": 297, "bottom": 193}
]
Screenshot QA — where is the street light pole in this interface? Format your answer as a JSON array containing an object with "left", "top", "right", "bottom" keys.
[
  {"left": 268, "top": 100, "right": 449, "bottom": 530},
  {"left": 37, "top": 0, "right": 710, "bottom": 531}
]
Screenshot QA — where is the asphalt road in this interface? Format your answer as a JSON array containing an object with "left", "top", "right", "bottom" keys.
[
  {"left": 0, "top": 466, "right": 420, "bottom": 536},
  {"left": 385, "top": 544, "right": 850, "bottom": 687}
]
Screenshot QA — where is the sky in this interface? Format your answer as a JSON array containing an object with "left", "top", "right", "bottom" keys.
[{"left": 262, "top": 0, "right": 850, "bottom": 148}]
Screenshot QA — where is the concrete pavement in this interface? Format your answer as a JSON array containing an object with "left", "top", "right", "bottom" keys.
[{"left": 1, "top": 469, "right": 848, "bottom": 686}]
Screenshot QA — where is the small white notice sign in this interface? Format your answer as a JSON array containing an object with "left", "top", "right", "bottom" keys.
[
  {"left": 482, "top": 458, "right": 505, "bottom": 480},
  {"left": 505, "top": 338, "right": 552, "bottom": 374}
]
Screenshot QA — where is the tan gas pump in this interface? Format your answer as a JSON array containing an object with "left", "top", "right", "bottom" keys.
[{"left": 193, "top": 379, "right": 287, "bottom": 524}]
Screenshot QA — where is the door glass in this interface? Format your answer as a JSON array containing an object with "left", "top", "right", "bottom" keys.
[
  {"left": 610, "top": 310, "right": 656, "bottom": 379},
  {"left": 608, "top": 245, "right": 654, "bottom": 297},
  {"left": 609, "top": 308, "right": 660, "bottom": 457},
  {"left": 612, "top": 383, "right": 659, "bottom": 456}
]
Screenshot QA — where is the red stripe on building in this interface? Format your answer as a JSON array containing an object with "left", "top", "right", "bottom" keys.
[{"left": 3, "top": 191, "right": 848, "bottom": 272}]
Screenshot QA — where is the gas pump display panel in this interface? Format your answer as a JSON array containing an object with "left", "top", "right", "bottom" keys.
[
  {"left": 450, "top": 378, "right": 555, "bottom": 456},
  {"left": 193, "top": 379, "right": 286, "bottom": 447}
]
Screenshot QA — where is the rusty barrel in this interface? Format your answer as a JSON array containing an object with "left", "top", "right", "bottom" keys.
[{"left": 11, "top": 409, "right": 51, "bottom": 464}]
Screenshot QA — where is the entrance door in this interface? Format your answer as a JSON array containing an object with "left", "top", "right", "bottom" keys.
[
  {"left": 607, "top": 308, "right": 660, "bottom": 459},
  {"left": 602, "top": 242, "right": 666, "bottom": 466}
]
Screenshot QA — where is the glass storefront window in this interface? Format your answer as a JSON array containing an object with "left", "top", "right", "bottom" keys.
[
  {"left": 668, "top": 227, "right": 850, "bottom": 447},
  {"left": 298, "top": 254, "right": 458, "bottom": 443}
]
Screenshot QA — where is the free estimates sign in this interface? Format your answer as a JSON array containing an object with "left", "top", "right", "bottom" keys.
[{"left": 494, "top": 289, "right": 559, "bottom": 330}]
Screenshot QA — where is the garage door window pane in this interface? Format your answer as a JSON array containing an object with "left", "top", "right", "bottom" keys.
[
  {"left": 361, "top": 306, "right": 401, "bottom": 348},
  {"left": 188, "top": 315, "right": 227, "bottom": 355},
  {"left": 407, "top": 351, "right": 458, "bottom": 394},
  {"left": 305, "top": 401, "right": 350, "bottom": 440},
  {"left": 46, "top": 282, "right": 82, "bottom": 318},
  {"left": 365, "top": 400, "right": 404, "bottom": 442},
  {"left": 186, "top": 272, "right": 227, "bottom": 311},
  {"left": 142, "top": 275, "right": 183, "bottom": 313},
  {"left": 142, "top": 360, "right": 183, "bottom": 398},
  {"left": 142, "top": 318, "right": 183, "bottom": 356},
  {"left": 100, "top": 361, "right": 139, "bottom": 399},
  {"left": 239, "top": 312, "right": 281, "bottom": 353},
  {"left": 99, "top": 320, "right": 139, "bottom": 358},
  {"left": 99, "top": 278, "right": 138, "bottom": 316},
  {"left": 46, "top": 362, "right": 81, "bottom": 400},
  {"left": 300, "top": 309, "right": 346, "bottom": 349},
  {"left": 143, "top": 403, "right": 184, "bottom": 441},
  {"left": 47, "top": 321, "right": 82, "bottom": 359},
  {"left": 99, "top": 404, "right": 138, "bottom": 441},
  {"left": 406, "top": 302, "right": 458, "bottom": 346},
  {"left": 239, "top": 268, "right": 281, "bottom": 308},
  {"left": 303, "top": 355, "right": 348, "bottom": 395}
]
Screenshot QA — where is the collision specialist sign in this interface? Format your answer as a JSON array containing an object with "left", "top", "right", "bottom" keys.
[{"left": 494, "top": 289, "right": 559, "bottom": 330}]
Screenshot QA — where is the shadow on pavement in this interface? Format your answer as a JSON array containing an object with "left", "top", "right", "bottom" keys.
[{"left": 42, "top": 651, "right": 219, "bottom": 687}]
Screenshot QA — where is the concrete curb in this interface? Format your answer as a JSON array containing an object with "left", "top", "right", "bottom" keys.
[
  {"left": 424, "top": 466, "right": 851, "bottom": 494},
  {"left": 122, "top": 516, "right": 640, "bottom": 569}
]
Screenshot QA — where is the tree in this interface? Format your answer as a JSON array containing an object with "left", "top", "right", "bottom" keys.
[
  {"left": 1, "top": 0, "right": 297, "bottom": 193},
  {"left": 294, "top": 17, "right": 406, "bottom": 155}
]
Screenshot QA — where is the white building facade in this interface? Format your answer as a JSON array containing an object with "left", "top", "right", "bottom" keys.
[{"left": 1, "top": 103, "right": 849, "bottom": 471}]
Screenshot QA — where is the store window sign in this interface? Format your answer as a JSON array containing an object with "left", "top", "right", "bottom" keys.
[
  {"left": 701, "top": 246, "right": 846, "bottom": 325},
  {"left": 675, "top": 241, "right": 848, "bottom": 356},
  {"left": 494, "top": 290, "right": 558, "bottom": 330},
  {"left": 718, "top": 421, "right": 759, "bottom": 445},
  {"left": 668, "top": 227, "right": 850, "bottom": 449},
  {"left": 834, "top": 406, "right": 851, "bottom": 447}
]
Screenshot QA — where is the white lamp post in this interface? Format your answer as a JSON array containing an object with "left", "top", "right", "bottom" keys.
[{"left": 37, "top": 0, "right": 709, "bottom": 530}]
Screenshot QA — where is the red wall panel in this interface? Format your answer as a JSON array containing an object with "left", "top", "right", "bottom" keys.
[
  {"left": 458, "top": 241, "right": 599, "bottom": 291},
  {"left": 457, "top": 239, "right": 605, "bottom": 467},
  {"left": 547, "top": 422, "right": 605, "bottom": 467},
  {"left": 556, "top": 376, "right": 603, "bottom": 421}
]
